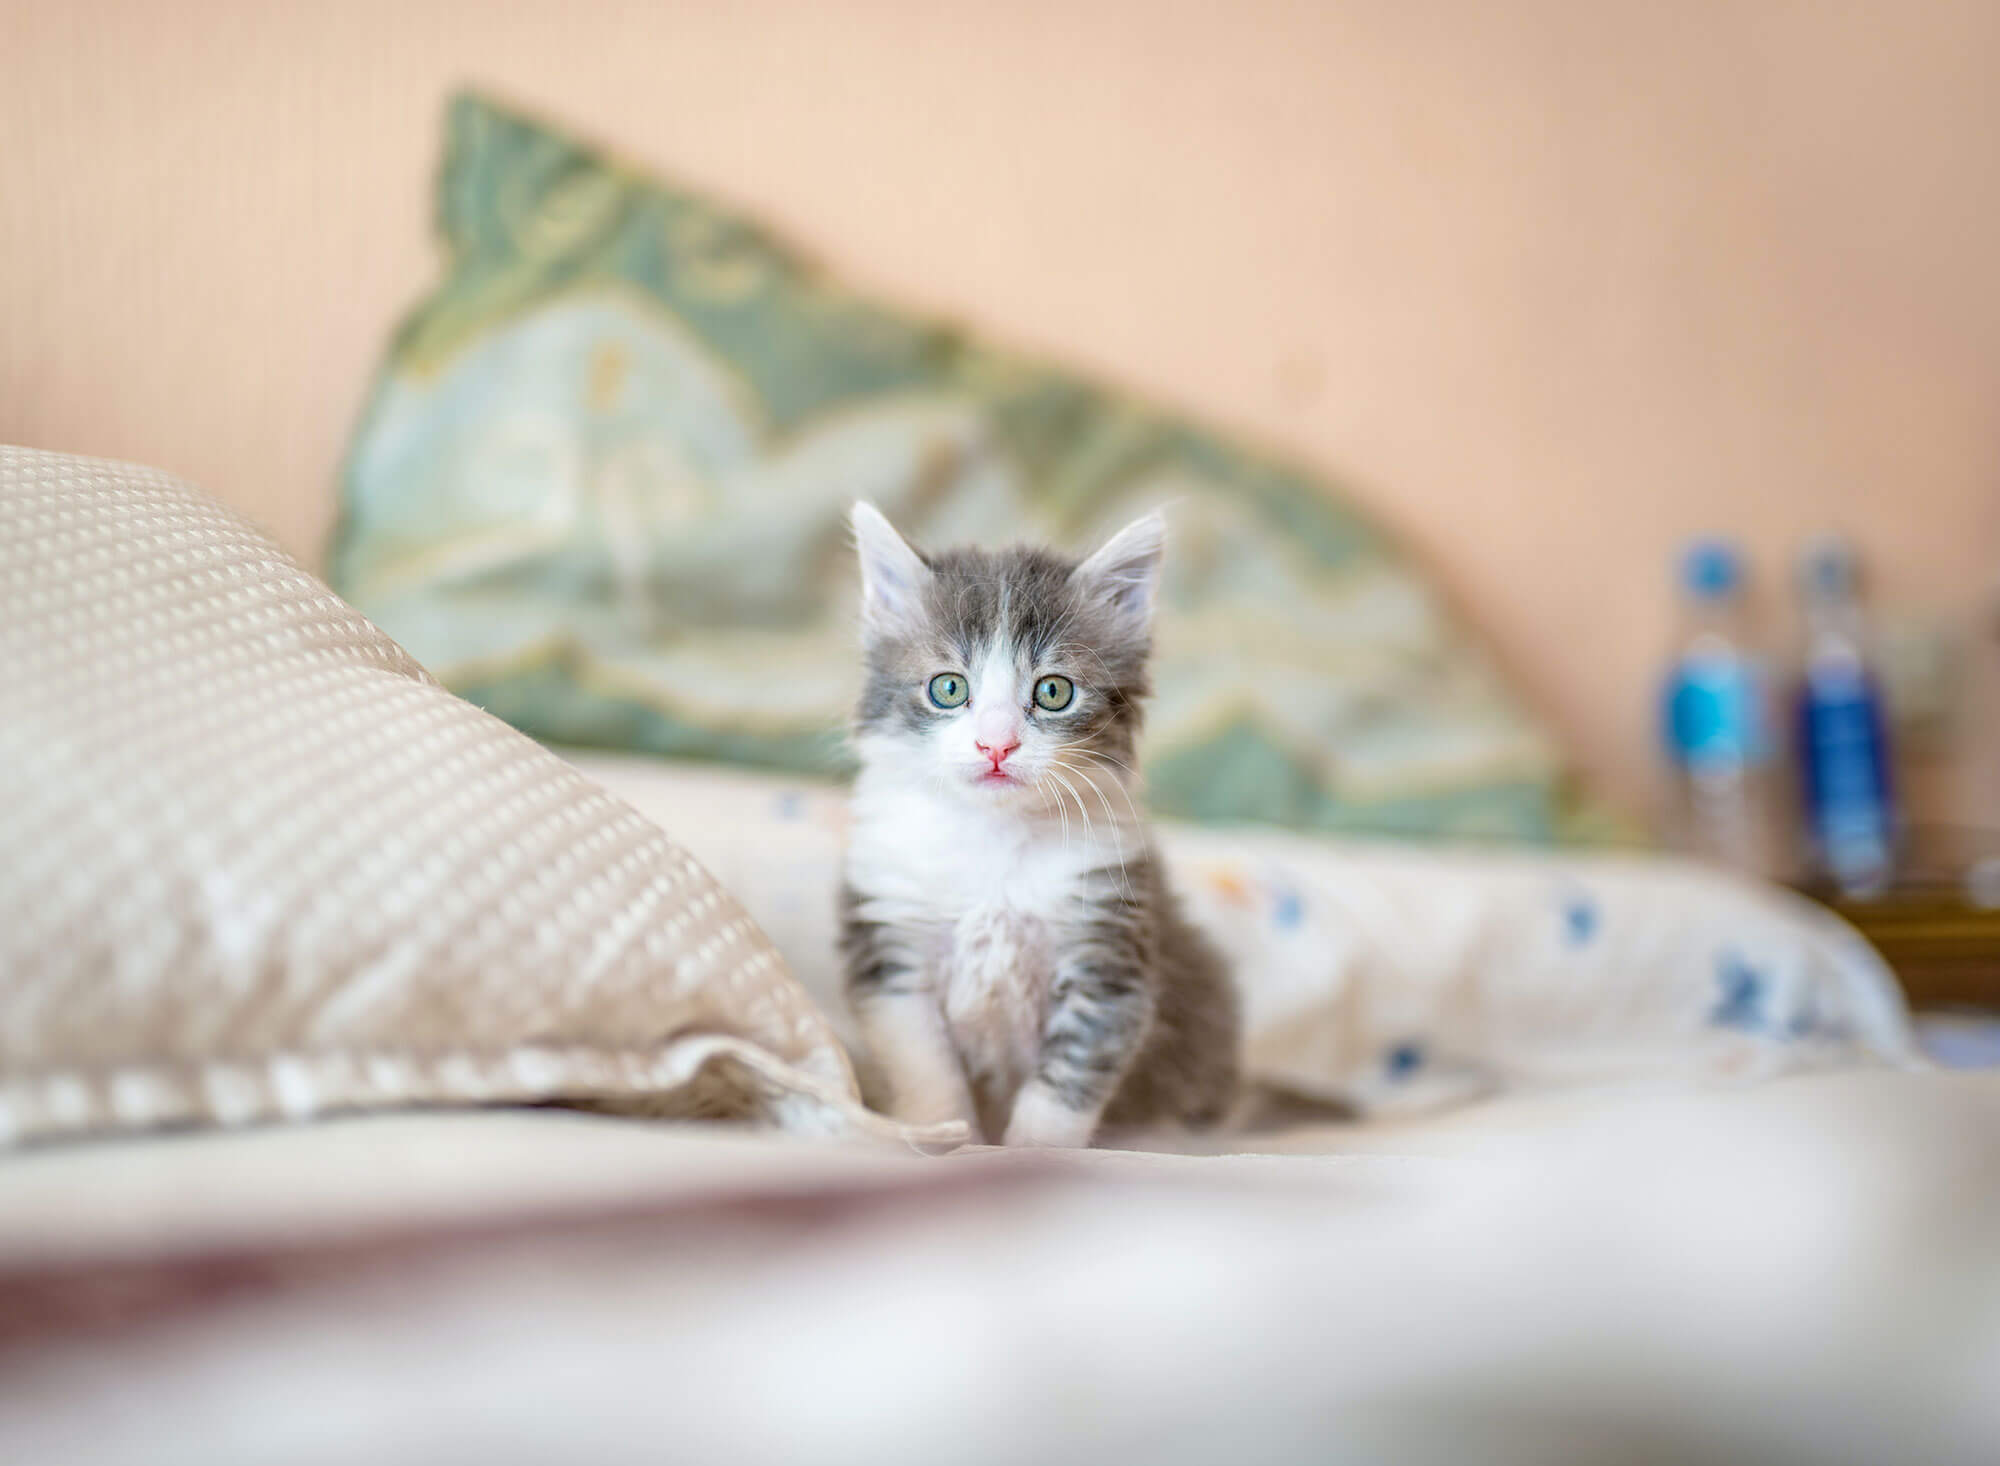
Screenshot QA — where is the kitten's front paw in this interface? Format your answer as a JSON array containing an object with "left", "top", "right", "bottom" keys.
[
  {"left": 887, "top": 1084, "right": 982, "bottom": 1143},
  {"left": 1001, "top": 1083, "right": 1099, "bottom": 1149}
]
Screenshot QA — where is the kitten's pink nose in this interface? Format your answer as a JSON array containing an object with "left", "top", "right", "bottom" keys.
[{"left": 976, "top": 737, "right": 1020, "bottom": 769}]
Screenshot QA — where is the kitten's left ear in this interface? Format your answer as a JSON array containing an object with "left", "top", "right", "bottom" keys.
[
  {"left": 850, "top": 501, "right": 930, "bottom": 633},
  {"left": 1072, "top": 511, "right": 1166, "bottom": 628}
]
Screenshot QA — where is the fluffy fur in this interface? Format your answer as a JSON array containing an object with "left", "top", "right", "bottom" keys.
[{"left": 839, "top": 503, "right": 1240, "bottom": 1147}]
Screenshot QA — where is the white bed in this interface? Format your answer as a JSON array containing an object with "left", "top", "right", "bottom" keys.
[
  {"left": 6, "top": 750, "right": 1989, "bottom": 1465},
  {"left": 5, "top": 449, "right": 1995, "bottom": 1464},
  {"left": 562, "top": 749, "right": 1922, "bottom": 1121}
]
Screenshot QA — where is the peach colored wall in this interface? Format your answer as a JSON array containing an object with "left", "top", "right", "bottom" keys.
[{"left": 6, "top": 0, "right": 1997, "bottom": 825}]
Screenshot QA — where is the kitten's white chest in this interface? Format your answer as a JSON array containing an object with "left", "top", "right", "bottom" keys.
[
  {"left": 942, "top": 902, "right": 1050, "bottom": 1100},
  {"left": 847, "top": 780, "right": 1127, "bottom": 1111},
  {"left": 847, "top": 780, "right": 1118, "bottom": 929}
]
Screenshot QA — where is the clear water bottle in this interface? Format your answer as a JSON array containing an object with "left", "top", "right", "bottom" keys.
[
  {"left": 1660, "top": 540, "right": 1790, "bottom": 878},
  {"left": 1794, "top": 535, "right": 1897, "bottom": 897}
]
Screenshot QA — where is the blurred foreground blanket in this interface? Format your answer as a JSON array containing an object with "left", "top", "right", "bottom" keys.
[{"left": 2, "top": 1071, "right": 1995, "bottom": 1465}]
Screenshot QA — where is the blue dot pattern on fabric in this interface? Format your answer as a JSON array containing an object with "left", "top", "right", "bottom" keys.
[
  {"left": 1272, "top": 888, "right": 1304, "bottom": 930},
  {"left": 775, "top": 792, "right": 804, "bottom": 820},
  {"left": 1783, "top": 989, "right": 1844, "bottom": 1042},
  {"left": 1563, "top": 893, "right": 1599, "bottom": 947},
  {"left": 1709, "top": 952, "right": 1767, "bottom": 1032},
  {"left": 1386, "top": 1041, "right": 1425, "bottom": 1079}
]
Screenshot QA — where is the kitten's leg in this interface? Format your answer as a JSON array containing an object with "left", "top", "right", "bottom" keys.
[
  {"left": 853, "top": 988, "right": 980, "bottom": 1135},
  {"left": 842, "top": 891, "right": 978, "bottom": 1134},
  {"left": 1004, "top": 928, "right": 1154, "bottom": 1149}
]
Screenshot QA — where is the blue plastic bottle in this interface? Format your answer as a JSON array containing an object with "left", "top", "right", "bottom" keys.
[
  {"left": 1661, "top": 540, "right": 1789, "bottom": 877},
  {"left": 1794, "top": 536, "right": 1897, "bottom": 897}
]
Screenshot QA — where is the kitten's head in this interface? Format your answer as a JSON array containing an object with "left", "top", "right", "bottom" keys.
[{"left": 849, "top": 502, "right": 1162, "bottom": 815}]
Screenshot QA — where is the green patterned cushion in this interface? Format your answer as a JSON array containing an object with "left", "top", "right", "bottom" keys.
[{"left": 330, "top": 92, "right": 1603, "bottom": 841}]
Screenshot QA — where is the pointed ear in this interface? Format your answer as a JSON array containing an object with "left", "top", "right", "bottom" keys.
[
  {"left": 1071, "top": 511, "right": 1165, "bottom": 627},
  {"left": 850, "top": 501, "right": 930, "bottom": 633}
]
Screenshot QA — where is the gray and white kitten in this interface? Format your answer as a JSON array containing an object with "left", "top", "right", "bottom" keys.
[{"left": 839, "top": 502, "right": 1240, "bottom": 1148}]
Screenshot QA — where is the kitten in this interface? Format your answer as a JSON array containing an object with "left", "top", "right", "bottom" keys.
[{"left": 839, "top": 502, "right": 1240, "bottom": 1148}]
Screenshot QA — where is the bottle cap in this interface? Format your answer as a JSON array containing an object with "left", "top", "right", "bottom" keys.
[
  {"left": 1798, "top": 533, "right": 1860, "bottom": 602},
  {"left": 1680, "top": 539, "right": 1743, "bottom": 600}
]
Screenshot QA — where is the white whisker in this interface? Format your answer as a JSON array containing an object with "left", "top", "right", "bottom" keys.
[
  {"left": 1049, "top": 755, "right": 1135, "bottom": 902},
  {"left": 1036, "top": 768, "right": 1072, "bottom": 851},
  {"left": 1058, "top": 749, "right": 1143, "bottom": 826},
  {"left": 1065, "top": 748, "right": 1146, "bottom": 825},
  {"left": 1068, "top": 744, "right": 1138, "bottom": 777},
  {"left": 1043, "top": 764, "right": 1106, "bottom": 891}
]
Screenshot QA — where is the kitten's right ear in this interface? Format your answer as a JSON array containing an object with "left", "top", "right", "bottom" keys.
[
  {"left": 850, "top": 501, "right": 930, "bottom": 633},
  {"left": 1072, "top": 510, "right": 1166, "bottom": 631}
]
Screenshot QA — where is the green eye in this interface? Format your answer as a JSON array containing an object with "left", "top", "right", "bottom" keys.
[
  {"left": 927, "top": 673, "right": 969, "bottom": 708},
  {"left": 1033, "top": 675, "right": 1075, "bottom": 712}
]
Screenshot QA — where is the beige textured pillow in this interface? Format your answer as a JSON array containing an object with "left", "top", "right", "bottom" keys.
[{"left": 0, "top": 445, "right": 899, "bottom": 1147}]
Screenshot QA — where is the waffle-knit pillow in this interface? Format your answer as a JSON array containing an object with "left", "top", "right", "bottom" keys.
[{"left": 0, "top": 445, "right": 904, "bottom": 1148}]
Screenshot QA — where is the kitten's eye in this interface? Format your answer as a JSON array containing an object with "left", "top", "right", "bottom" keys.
[
  {"left": 927, "top": 673, "right": 969, "bottom": 708},
  {"left": 1033, "top": 675, "right": 1075, "bottom": 712}
]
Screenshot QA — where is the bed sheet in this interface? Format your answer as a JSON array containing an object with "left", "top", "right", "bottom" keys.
[{"left": 561, "top": 751, "right": 1920, "bottom": 1118}]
